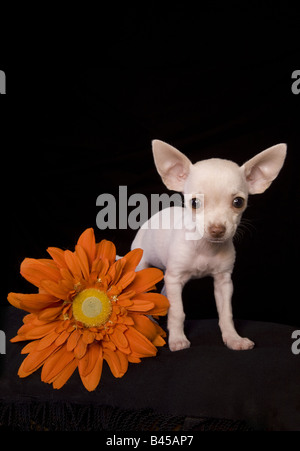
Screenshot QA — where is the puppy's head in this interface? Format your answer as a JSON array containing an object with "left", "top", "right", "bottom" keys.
[{"left": 152, "top": 140, "right": 287, "bottom": 243}]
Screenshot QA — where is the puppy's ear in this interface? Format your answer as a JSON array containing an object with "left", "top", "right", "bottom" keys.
[
  {"left": 152, "top": 140, "right": 192, "bottom": 191},
  {"left": 241, "top": 144, "right": 287, "bottom": 194}
]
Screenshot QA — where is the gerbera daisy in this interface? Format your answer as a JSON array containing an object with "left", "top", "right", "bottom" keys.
[{"left": 7, "top": 228, "right": 169, "bottom": 391}]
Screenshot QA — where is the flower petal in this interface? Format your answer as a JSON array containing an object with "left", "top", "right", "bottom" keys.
[
  {"left": 64, "top": 250, "right": 82, "bottom": 280},
  {"left": 126, "top": 267, "right": 164, "bottom": 294},
  {"left": 103, "top": 348, "right": 124, "bottom": 378},
  {"left": 37, "top": 305, "right": 63, "bottom": 321},
  {"left": 96, "top": 240, "right": 116, "bottom": 265},
  {"left": 55, "top": 329, "right": 70, "bottom": 347},
  {"left": 79, "top": 344, "right": 103, "bottom": 392},
  {"left": 82, "top": 329, "right": 95, "bottom": 345},
  {"left": 75, "top": 245, "right": 90, "bottom": 280},
  {"left": 131, "top": 314, "right": 160, "bottom": 342},
  {"left": 17, "top": 321, "right": 60, "bottom": 340},
  {"left": 78, "top": 341, "right": 100, "bottom": 377},
  {"left": 20, "top": 258, "right": 61, "bottom": 288},
  {"left": 122, "top": 248, "right": 143, "bottom": 273},
  {"left": 40, "top": 280, "right": 70, "bottom": 301},
  {"left": 41, "top": 344, "right": 74, "bottom": 383},
  {"left": 116, "top": 271, "right": 136, "bottom": 291},
  {"left": 126, "top": 300, "right": 155, "bottom": 312},
  {"left": 110, "top": 326, "right": 128, "bottom": 349},
  {"left": 130, "top": 293, "right": 169, "bottom": 315},
  {"left": 21, "top": 342, "right": 58, "bottom": 375},
  {"left": 52, "top": 358, "right": 78, "bottom": 389},
  {"left": 37, "top": 330, "right": 59, "bottom": 351},
  {"left": 7, "top": 292, "right": 58, "bottom": 312},
  {"left": 47, "top": 247, "right": 68, "bottom": 269},
  {"left": 74, "top": 335, "right": 87, "bottom": 359},
  {"left": 125, "top": 326, "right": 158, "bottom": 357},
  {"left": 77, "top": 228, "right": 96, "bottom": 266},
  {"left": 67, "top": 329, "right": 81, "bottom": 351}
]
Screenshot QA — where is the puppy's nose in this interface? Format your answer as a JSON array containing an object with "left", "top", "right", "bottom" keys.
[{"left": 209, "top": 224, "right": 226, "bottom": 239}]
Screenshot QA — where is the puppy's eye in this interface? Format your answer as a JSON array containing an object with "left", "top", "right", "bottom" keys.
[
  {"left": 190, "top": 197, "right": 202, "bottom": 209},
  {"left": 232, "top": 197, "right": 245, "bottom": 208}
]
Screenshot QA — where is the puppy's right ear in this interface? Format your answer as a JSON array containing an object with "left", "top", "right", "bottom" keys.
[{"left": 152, "top": 140, "right": 192, "bottom": 192}]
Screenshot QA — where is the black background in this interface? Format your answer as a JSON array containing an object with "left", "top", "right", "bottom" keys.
[{"left": 2, "top": 3, "right": 300, "bottom": 327}]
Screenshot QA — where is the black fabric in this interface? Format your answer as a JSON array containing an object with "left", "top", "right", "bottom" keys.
[{"left": 1, "top": 307, "right": 299, "bottom": 431}]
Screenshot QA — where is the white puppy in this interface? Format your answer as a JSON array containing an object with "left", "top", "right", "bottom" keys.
[{"left": 131, "top": 140, "right": 286, "bottom": 351}]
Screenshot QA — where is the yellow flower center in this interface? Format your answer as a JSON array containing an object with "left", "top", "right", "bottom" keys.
[{"left": 72, "top": 288, "right": 112, "bottom": 327}]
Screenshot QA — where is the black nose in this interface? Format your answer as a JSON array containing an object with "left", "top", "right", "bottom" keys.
[{"left": 209, "top": 224, "right": 226, "bottom": 239}]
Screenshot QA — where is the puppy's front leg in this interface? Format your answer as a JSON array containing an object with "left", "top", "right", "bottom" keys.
[
  {"left": 165, "top": 272, "right": 191, "bottom": 352},
  {"left": 213, "top": 272, "right": 255, "bottom": 350}
]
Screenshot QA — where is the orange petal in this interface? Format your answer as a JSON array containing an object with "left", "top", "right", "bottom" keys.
[
  {"left": 110, "top": 326, "right": 128, "bottom": 349},
  {"left": 75, "top": 245, "right": 90, "bottom": 280},
  {"left": 37, "top": 305, "right": 63, "bottom": 321},
  {"left": 47, "top": 247, "right": 68, "bottom": 269},
  {"left": 103, "top": 348, "right": 124, "bottom": 378},
  {"left": 126, "top": 300, "right": 155, "bottom": 312},
  {"left": 17, "top": 321, "right": 60, "bottom": 340},
  {"left": 64, "top": 250, "right": 82, "bottom": 280},
  {"left": 80, "top": 345, "right": 103, "bottom": 391},
  {"left": 55, "top": 329, "right": 70, "bottom": 347},
  {"left": 41, "top": 344, "right": 74, "bottom": 383},
  {"left": 7, "top": 292, "right": 58, "bottom": 312},
  {"left": 77, "top": 228, "right": 96, "bottom": 266},
  {"left": 130, "top": 292, "right": 169, "bottom": 315},
  {"left": 126, "top": 267, "right": 164, "bottom": 294},
  {"left": 78, "top": 342, "right": 100, "bottom": 377},
  {"left": 22, "top": 340, "right": 41, "bottom": 354},
  {"left": 67, "top": 329, "right": 81, "bottom": 351},
  {"left": 37, "top": 330, "right": 59, "bottom": 351},
  {"left": 74, "top": 336, "right": 87, "bottom": 359},
  {"left": 52, "top": 358, "right": 78, "bottom": 389},
  {"left": 82, "top": 329, "right": 95, "bottom": 345},
  {"left": 122, "top": 248, "right": 143, "bottom": 273},
  {"left": 20, "top": 258, "right": 61, "bottom": 288},
  {"left": 128, "top": 355, "right": 141, "bottom": 363},
  {"left": 40, "top": 280, "right": 69, "bottom": 300},
  {"left": 116, "top": 271, "right": 136, "bottom": 291},
  {"left": 131, "top": 314, "right": 159, "bottom": 342},
  {"left": 107, "top": 259, "right": 126, "bottom": 285},
  {"left": 152, "top": 334, "right": 166, "bottom": 347},
  {"left": 115, "top": 349, "right": 128, "bottom": 375},
  {"left": 21, "top": 342, "right": 58, "bottom": 375},
  {"left": 125, "top": 326, "right": 157, "bottom": 357},
  {"left": 96, "top": 240, "right": 116, "bottom": 265}
]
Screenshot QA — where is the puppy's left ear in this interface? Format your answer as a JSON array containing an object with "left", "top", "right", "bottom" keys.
[{"left": 241, "top": 143, "right": 287, "bottom": 194}]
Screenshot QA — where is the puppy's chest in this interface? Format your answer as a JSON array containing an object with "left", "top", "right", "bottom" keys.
[{"left": 189, "top": 251, "right": 234, "bottom": 278}]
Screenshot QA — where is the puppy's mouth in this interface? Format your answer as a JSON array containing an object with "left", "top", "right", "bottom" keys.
[{"left": 207, "top": 238, "right": 226, "bottom": 244}]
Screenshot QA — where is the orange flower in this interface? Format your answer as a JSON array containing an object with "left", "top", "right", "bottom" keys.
[{"left": 8, "top": 228, "right": 169, "bottom": 391}]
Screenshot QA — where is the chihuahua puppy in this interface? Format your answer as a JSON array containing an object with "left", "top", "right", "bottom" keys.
[{"left": 131, "top": 140, "right": 286, "bottom": 352}]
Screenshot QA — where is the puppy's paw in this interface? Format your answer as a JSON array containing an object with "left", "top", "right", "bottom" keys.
[
  {"left": 169, "top": 335, "right": 191, "bottom": 352},
  {"left": 225, "top": 336, "right": 255, "bottom": 351}
]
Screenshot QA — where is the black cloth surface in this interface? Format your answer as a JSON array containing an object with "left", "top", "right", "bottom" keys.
[{"left": 1, "top": 307, "right": 300, "bottom": 431}]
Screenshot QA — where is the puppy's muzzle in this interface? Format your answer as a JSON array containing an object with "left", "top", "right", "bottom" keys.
[{"left": 209, "top": 224, "right": 226, "bottom": 239}]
